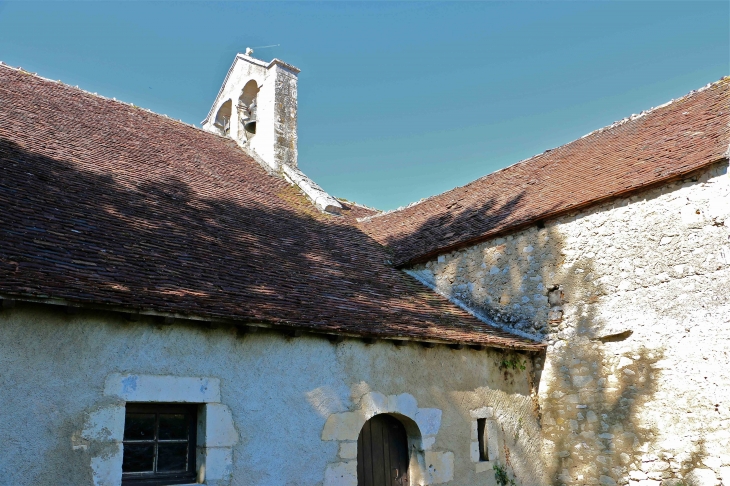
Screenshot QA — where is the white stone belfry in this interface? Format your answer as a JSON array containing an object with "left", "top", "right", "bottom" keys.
[
  {"left": 202, "top": 52, "right": 300, "bottom": 171},
  {"left": 203, "top": 52, "right": 343, "bottom": 214}
]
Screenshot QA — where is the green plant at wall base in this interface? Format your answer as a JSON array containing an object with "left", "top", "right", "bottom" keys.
[
  {"left": 493, "top": 463, "right": 516, "bottom": 486},
  {"left": 499, "top": 358, "right": 527, "bottom": 371}
]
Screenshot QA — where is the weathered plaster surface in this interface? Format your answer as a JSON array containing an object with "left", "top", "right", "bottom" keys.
[
  {"left": 410, "top": 161, "right": 730, "bottom": 485},
  {"left": 0, "top": 305, "right": 543, "bottom": 485}
]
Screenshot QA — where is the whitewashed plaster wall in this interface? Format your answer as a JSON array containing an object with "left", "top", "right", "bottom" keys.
[
  {"left": 409, "top": 161, "right": 730, "bottom": 486},
  {"left": 0, "top": 304, "right": 544, "bottom": 486}
]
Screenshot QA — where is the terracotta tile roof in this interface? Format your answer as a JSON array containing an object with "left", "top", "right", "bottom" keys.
[
  {"left": 0, "top": 65, "right": 541, "bottom": 350},
  {"left": 360, "top": 78, "right": 730, "bottom": 266}
]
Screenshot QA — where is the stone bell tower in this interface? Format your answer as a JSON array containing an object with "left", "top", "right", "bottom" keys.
[
  {"left": 202, "top": 49, "right": 299, "bottom": 171},
  {"left": 203, "top": 50, "right": 343, "bottom": 215}
]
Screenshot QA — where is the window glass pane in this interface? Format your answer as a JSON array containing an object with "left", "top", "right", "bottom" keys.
[
  {"left": 122, "top": 443, "right": 155, "bottom": 472},
  {"left": 159, "top": 413, "right": 187, "bottom": 440},
  {"left": 157, "top": 443, "right": 188, "bottom": 472},
  {"left": 124, "top": 413, "right": 155, "bottom": 440}
]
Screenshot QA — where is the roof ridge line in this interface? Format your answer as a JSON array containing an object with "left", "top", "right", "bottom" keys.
[
  {"left": 356, "top": 150, "right": 540, "bottom": 223},
  {"left": 0, "top": 61, "right": 212, "bottom": 136},
  {"left": 337, "top": 198, "right": 382, "bottom": 213},
  {"left": 201, "top": 55, "right": 240, "bottom": 123},
  {"left": 358, "top": 76, "right": 730, "bottom": 225},
  {"left": 579, "top": 76, "right": 728, "bottom": 139}
]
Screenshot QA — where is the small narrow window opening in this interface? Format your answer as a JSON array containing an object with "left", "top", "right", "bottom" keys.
[{"left": 477, "top": 418, "right": 489, "bottom": 462}]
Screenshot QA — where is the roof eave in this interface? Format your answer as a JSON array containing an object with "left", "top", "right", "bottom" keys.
[
  {"left": 0, "top": 292, "right": 545, "bottom": 352},
  {"left": 391, "top": 155, "right": 730, "bottom": 268}
]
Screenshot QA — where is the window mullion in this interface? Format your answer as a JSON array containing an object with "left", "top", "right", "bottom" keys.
[{"left": 153, "top": 412, "right": 160, "bottom": 473}]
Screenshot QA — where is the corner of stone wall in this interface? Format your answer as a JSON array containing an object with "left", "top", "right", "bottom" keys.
[{"left": 406, "top": 161, "right": 730, "bottom": 486}]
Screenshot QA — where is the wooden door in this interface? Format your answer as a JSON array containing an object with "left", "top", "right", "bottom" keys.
[{"left": 357, "top": 414, "right": 410, "bottom": 486}]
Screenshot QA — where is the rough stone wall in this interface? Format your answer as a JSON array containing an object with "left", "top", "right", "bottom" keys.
[
  {"left": 0, "top": 304, "right": 543, "bottom": 486},
  {"left": 409, "top": 161, "right": 730, "bottom": 486},
  {"left": 272, "top": 64, "right": 298, "bottom": 169}
]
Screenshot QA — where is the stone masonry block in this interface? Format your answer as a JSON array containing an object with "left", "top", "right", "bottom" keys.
[
  {"left": 201, "top": 447, "right": 234, "bottom": 481},
  {"left": 470, "top": 440, "right": 480, "bottom": 463},
  {"left": 90, "top": 443, "right": 123, "bottom": 486},
  {"left": 486, "top": 420, "right": 500, "bottom": 463},
  {"left": 360, "top": 392, "right": 388, "bottom": 418},
  {"left": 685, "top": 468, "right": 720, "bottom": 486},
  {"left": 339, "top": 442, "right": 358, "bottom": 460},
  {"left": 718, "top": 467, "right": 730, "bottom": 486},
  {"left": 203, "top": 403, "right": 238, "bottom": 448},
  {"left": 422, "top": 436, "right": 436, "bottom": 450},
  {"left": 104, "top": 374, "right": 221, "bottom": 403},
  {"left": 425, "top": 451, "right": 454, "bottom": 485},
  {"left": 475, "top": 461, "right": 496, "bottom": 478},
  {"left": 321, "top": 412, "right": 366, "bottom": 441},
  {"left": 470, "top": 406, "right": 494, "bottom": 419},
  {"left": 415, "top": 408, "right": 442, "bottom": 436},
  {"left": 388, "top": 393, "right": 418, "bottom": 418}
]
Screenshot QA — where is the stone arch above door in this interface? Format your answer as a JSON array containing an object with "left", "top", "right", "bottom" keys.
[{"left": 321, "top": 392, "right": 454, "bottom": 486}]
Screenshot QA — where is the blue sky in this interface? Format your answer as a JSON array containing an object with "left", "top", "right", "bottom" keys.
[{"left": 0, "top": 2, "right": 727, "bottom": 210}]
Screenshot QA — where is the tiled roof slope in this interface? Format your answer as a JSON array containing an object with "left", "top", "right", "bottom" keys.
[
  {"left": 0, "top": 65, "right": 541, "bottom": 350},
  {"left": 361, "top": 78, "right": 730, "bottom": 266}
]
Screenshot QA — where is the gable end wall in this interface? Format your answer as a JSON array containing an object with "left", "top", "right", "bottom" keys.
[{"left": 408, "top": 160, "right": 730, "bottom": 485}]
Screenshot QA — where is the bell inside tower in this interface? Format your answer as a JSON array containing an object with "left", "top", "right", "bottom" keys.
[{"left": 238, "top": 80, "right": 260, "bottom": 139}]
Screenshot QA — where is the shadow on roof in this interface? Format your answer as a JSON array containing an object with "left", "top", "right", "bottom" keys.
[{"left": 0, "top": 138, "right": 540, "bottom": 349}]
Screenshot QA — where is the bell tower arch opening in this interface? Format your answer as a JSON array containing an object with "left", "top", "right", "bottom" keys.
[
  {"left": 237, "top": 79, "right": 260, "bottom": 140},
  {"left": 213, "top": 100, "right": 232, "bottom": 136}
]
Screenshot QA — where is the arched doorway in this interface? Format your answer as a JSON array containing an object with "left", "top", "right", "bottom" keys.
[{"left": 357, "top": 414, "right": 410, "bottom": 486}]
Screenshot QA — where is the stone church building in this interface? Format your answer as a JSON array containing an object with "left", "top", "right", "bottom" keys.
[{"left": 0, "top": 52, "right": 727, "bottom": 486}]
